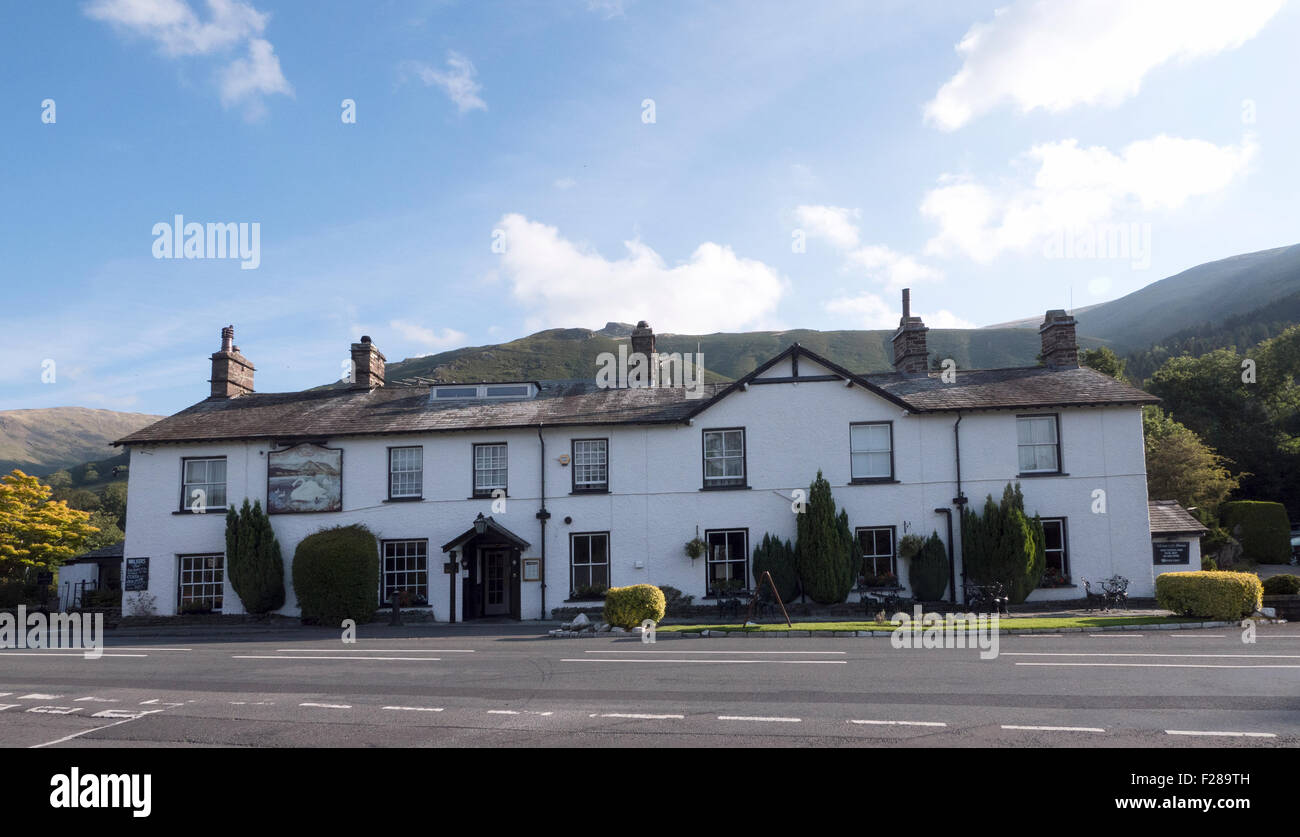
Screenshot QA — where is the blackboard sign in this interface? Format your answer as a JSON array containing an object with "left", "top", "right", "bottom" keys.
[
  {"left": 1153, "top": 542, "right": 1190, "bottom": 565},
  {"left": 125, "top": 557, "right": 150, "bottom": 591}
]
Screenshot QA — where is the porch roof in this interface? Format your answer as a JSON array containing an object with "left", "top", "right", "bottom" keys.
[{"left": 440, "top": 514, "right": 531, "bottom": 553}]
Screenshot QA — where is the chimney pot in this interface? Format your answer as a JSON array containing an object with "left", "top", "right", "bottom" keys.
[
  {"left": 891, "top": 288, "right": 929, "bottom": 374},
  {"left": 350, "top": 335, "right": 386, "bottom": 390},
  {"left": 210, "top": 325, "right": 255, "bottom": 398},
  {"left": 630, "top": 320, "right": 656, "bottom": 358},
  {"left": 1039, "top": 309, "right": 1079, "bottom": 369}
]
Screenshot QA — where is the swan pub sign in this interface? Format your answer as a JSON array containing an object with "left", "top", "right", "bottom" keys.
[{"left": 267, "top": 443, "right": 343, "bottom": 514}]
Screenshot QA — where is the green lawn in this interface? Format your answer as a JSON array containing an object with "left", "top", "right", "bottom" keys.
[{"left": 656, "top": 615, "right": 1203, "bottom": 633}]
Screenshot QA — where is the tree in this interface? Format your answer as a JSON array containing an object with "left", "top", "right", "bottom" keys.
[
  {"left": 225, "top": 499, "right": 286, "bottom": 614},
  {"left": 960, "top": 483, "right": 1045, "bottom": 605},
  {"left": 751, "top": 533, "right": 799, "bottom": 602},
  {"left": 45, "top": 470, "right": 73, "bottom": 490},
  {"left": 0, "top": 470, "right": 97, "bottom": 581},
  {"left": 795, "top": 471, "right": 856, "bottom": 603},
  {"left": 1143, "top": 406, "right": 1239, "bottom": 513},
  {"left": 908, "top": 532, "right": 949, "bottom": 601},
  {"left": 102, "top": 481, "right": 129, "bottom": 532},
  {"left": 83, "top": 510, "right": 124, "bottom": 550},
  {"left": 1081, "top": 347, "right": 1127, "bottom": 381}
]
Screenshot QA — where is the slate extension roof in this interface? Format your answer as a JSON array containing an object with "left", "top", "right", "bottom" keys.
[
  {"left": 1148, "top": 500, "right": 1209, "bottom": 536},
  {"left": 115, "top": 344, "right": 1159, "bottom": 446}
]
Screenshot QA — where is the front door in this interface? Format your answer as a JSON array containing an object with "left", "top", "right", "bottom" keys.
[{"left": 483, "top": 549, "right": 510, "bottom": 616}]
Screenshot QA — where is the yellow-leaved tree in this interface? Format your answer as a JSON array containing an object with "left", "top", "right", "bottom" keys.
[{"left": 0, "top": 470, "right": 98, "bottom": 581}]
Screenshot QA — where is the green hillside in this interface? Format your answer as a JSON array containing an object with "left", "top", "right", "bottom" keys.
[
  {"left": 0, "top": 407, "right": 161, "bottom": 477},
  {"left": 376, "top": 326, "right": 1108, "bottom": 386}
]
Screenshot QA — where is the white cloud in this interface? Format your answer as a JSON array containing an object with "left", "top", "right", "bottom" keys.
[
  {"left": 403, "top": 52, "right": 487, "bottom": 113},
  {"left": 926, "top": 0, "right": 1284, "bottom": 131},
  {"left": 85, "top": 0, "right": 290, "bottom": 116},
  {"left": 825, "top": 292, "right": 974, "bottom": 330},
  {"left": 587, "top": 0, "right": 630, "bottom": 19},
  {"left": 493, "top": 213, "right": 785, "bottom": 333},
  {"left": 794, "top": 204, "right": 860, "bottom": 250},
  {"left": 922, "top": 134, "right": 1258, "bottom": 262},
  {"left": 389, "top": 320, "right": 468, "bottom": 352},
  {"left": 845, "top": 245, "right": 944, "bottom": 289}
]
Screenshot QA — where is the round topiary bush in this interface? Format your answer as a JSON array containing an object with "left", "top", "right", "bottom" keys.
[
  {"left": 292, "top": 524, "right": 379, "bottom": 625},
  {"left": 603, "top": 584, "right": 666, "bottom": 628},
  {"left": 1155, "top": 571, "right": 1262, "bottom": 621},
  {"left": 1262, "top": 574, "right": 1300, "bottom": 596}
]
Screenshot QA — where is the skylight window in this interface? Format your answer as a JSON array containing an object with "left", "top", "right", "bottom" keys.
[{"left": 431, "top": 383, "right": 535, "bottom": 400}]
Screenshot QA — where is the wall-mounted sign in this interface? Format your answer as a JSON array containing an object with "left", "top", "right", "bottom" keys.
[
  {"left": 267, "top": 443, "right": 342, "bottom": 514},
  {"left": 522, "top": 558, "right": 541, "bottom": 582},
  {"left": 125, "top": 557, "right": 150, "bottom": 591},
  {"left": 1152, "top": 541, "right": 1190, "bottom": 565}
]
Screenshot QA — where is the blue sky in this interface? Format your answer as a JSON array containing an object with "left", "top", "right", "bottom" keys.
[{"left": 2, "top": 0, "right": 1297, "bottom": 415}]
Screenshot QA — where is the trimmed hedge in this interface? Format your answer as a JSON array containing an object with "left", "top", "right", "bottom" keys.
[
  {"left": 1262, "top": 574, "right": 1300, "bottom": 596},
  {"left": 1155, "top": 571, "right": 1262, "bottom": 620},
  {"left": 291, "top": 524, "right": 379, "bottom": 625},
  {"left": 1219, "top": 501, "right": 1292, "bottom": 564},
  {"left": 908, "top": 532, "right": 950, "bottom": 601},
  {"left": 603, "top": 584, "right": 666, "bottom": 628}
]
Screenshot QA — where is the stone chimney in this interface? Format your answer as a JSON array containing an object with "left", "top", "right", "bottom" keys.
[
  {"left": 350, "top": 336, "right": 386, "bottom": 390},
  {"left": 1039, "top": 310, "right": 1079, "bottom": 368},
  {"left": 630, "top": 320, "right": 655, "bottom": 357},
  {"left": 209, "top": 325, "right": 255, "bottom": 398},
  {"left": 891, "top": 289, "right": 929, "bottom": 374}
]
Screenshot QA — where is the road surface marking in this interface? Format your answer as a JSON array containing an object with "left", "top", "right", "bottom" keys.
[
  {"left": 0, "top": 704, "right": 20, "bottom": 712},
  {"left": 1167, "top": 634, "right": 1225, "bottom": 638},
  {"left": 562, "top": 658, "right": 845, "bottom": 664},
  {"left": 382, "top": 706, "right": 444, "bottom": 712},
  {"left": 274, "top": 648, "right": 474, "bottom": 653},
  {"left": 489, "top": 710, "right": 519, "bottom": 715},
  {"left": 1005, "top": 652, "right": 1300, "bottom": 659},
  {"left": 1087, "top": 634, "right": 1142, "bottom": 638},
  {"left": 849, "top": 719, "right": 947, "bottom": 727},
  {"left": 300, "top": 702, "right": 351, "bottom": 709},
  {"left": 582, "top": 650, "right": 846, "bottom": 655},
  {"left": 0, "top": 652, "right": 147, "bottom": 657},
  {"left": 18, "top": 693, "right": 61, "bottom": 700},
  {"left": 1165, "top": 730, "right": 1276, "bottom": 738},
  {"left": 234, "top": 655, "right": 440, "bottom": 661},
  {"left": 1016, "top": 662, "right": 1300, "bottom": 669},
  {"left": 30, "top": 717, "right": 137, "bottom": 749},
  {"left": 74, "top": 696, "right": 120, "bottom": 702},
  {"left": 106, "top": 647, "right": 192, "bottom": 651},
  {"left": 1001, "top": 725, "right": 1105, "bottom": 733},
  {"left": 0, "top": 692, "right": 10, "bottom": 697},
  {"left": 139, "top": 699, "right": 185, "bottom": 706},
  {"left": 1023, "top": 634, "right": 1064, "bottom": 638},
  {"left": 718, "top": 715, "right": 802, "bottom": 723},
  {"left": 92, "top": 709, "right": 161, "bottom": 720},
  {"left": 26, "top": 706, "right": 82, "bottom": 715},
  {"left": 589, "top": 713, "right": 684, "bottom": 720}
]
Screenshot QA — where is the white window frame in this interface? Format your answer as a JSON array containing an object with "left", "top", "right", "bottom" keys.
[
  {"left": 1041, "top": 518, "right": 1069, "bottom": 576},
  {"left": 856, "top": 526, "right": 896, "bottom": 579},
  {"left": 381, "top": 539, "right": 429, "bottom": 605},
  {"left": 702, "top": 428, "right": 746, "bottom": 488},
  {"left": 572, "top": 439, "right": 609, "bottom": 492},
  {"left": 1017, "top": 414, "right": 1061, "bottom": 474},
  {"left": 179, "top": 457, "right": 227, "bottom": 512},
  {"left": 388, "top": 446, "right": 423, "bottom": 499},
  {"left": 177, "top": 554, "right": 224, "bottom": 613},
  {"left": 850, "top": 422, "right": 893, "bottom": 481},
  {"left": 473, "top": 443, "right": 508, "bottom": 497},
  {"left": 569, "top": 532, "right": 610, "bottom": 595},
  {"left": 705, "top": 529, "right": 748, "bottom": 595}
]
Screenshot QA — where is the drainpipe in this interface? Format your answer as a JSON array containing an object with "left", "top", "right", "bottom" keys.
[
  {"left": 536, "top": 425, "right": 550, "bottom": 620},
  {"left": 951, "top": 412, "right": 969, "bottom": 602}
]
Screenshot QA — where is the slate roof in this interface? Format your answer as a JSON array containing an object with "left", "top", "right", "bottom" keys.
[
  {"left": 68, "top": 542, "right": 124, "bottom": 564},
  {"left": 115, "top": 345, "right": 1159, "bottom": 446},
  {"left": 1148, "top": 500, "right": 1209, "bottom": 536}
]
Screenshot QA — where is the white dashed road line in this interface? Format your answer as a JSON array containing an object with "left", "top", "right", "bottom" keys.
[
  {"left": 718, "top": 715, "right": 801, "bottom": 723},
  {"left": 562, "top": 658, "right": 845, "bottom": 664},
  {"left": 299, "top": 702, "right": 352, "bottom": 709},
  {"left": 1004, "top": 652, "right": 1300, "bottom": 659},
  {"left": 589, "top": 713, "right": 684, "bottom": 720},
  {"left": 1017, "top": 662, "right": 1300, "bottom": 669},
  {"left": 27, "top": 706, "right": 82, "bottom": 715},
  {"left": 274, "top": 649, "right": 474, "bottom": 654},
  {"left": 1088, "top": 634, "right": 1143, "bottom": 638},
  {"left": 382, "top": 706, "right": 444, "bottom": 712},
  {"left": 0, "top": 704, "right": 21, "bottom": 712},
  {"left": 582, "top": 650, "right": 846, "bottom": 655},
  {"left": 1165, "top": 730, "right": 1277, "bottom": 739},
  {"left": 849, "top": 719, "right": 947, "bottom": 727},
  {"left": 1001, "top": 724, "right": 1105, "bottom": 733},
  {"left": 18, "top": 693, "right": 61, "bottom": 700},
  {"left": 234, "top": 655, "right": 440, "bottom": 661}
]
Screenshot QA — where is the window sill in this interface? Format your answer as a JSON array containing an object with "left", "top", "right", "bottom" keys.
[
  {"left": 1017, "top": 472, "right": 1069, "bottom": 478},
  {"left": 569, "top": 488, "right": 610, "bottom": 495},
  {"left": 384, "top": 496, "right": 424, "bottom": 503},
  {"left": 172, "top": 510, "right": 225, "bottom": 516},
  {"left": 469, "top": 494, "right": 509, "bottom": 500},
  {"left": 700, "top": 484, "right": 751, "bottom": 491},
  {"left": 849, "top": 477, "right": 899, "bottom": 485}
]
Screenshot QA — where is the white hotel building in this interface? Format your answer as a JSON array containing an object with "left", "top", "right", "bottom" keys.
[{"left": 116, "top": 294, "right": 1161, "bottom": 620}]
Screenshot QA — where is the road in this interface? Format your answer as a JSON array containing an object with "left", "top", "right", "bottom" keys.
[{"left": 2, "top": 624, "right": 1298, "bottom": 747}]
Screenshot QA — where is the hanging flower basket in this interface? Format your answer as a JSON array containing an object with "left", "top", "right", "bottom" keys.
[{"left": 685, "top": 537, "right": 707, "bottom": 560}]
